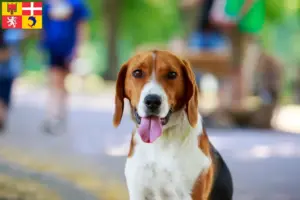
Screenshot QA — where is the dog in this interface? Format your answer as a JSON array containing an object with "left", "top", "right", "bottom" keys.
[{"left": 113, "top": 50, "right": 233, "bottom": 200}]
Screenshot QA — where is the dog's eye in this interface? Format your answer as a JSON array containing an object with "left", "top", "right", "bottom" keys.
[
  {"left": 167, "top": 71, "right": 177, "bottom": 80},
  {"left": 132, "top": 69, "right": 144, "bottom": 78}
]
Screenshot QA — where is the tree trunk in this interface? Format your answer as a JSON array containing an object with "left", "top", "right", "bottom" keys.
[{"left": 103, "top": 0, "right": 119, "bottom": 80}]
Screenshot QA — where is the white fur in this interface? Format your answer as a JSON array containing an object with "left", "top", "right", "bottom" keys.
[
  {"left": 125, "top": 111, "right": 211, "bottom": 200},
  {"left": 137, "top": 53, "right": 170, "bottom": 118}
]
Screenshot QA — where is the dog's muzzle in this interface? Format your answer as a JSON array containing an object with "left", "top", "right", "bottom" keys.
[{"left": 144, "top": 94, "right": 161, "bottom": 115}]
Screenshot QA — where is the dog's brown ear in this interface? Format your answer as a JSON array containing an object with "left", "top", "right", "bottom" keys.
[
  {"left": 181, "top": 59, "right": 199, "bottom": 127},
  {"left": 113, "top": 62, "right": 128, "bottom": 127}
]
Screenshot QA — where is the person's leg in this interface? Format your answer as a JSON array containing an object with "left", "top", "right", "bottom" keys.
[
  {"left": 0, "top": 100, "right": 6, "bottom": 130},
  {"left": 0, "top": 78, "right": 14, "bottom": 131},
  {"left": 241, "top": 36, "right": 261, "bottom": 98},
  {"left": 47, "top": 67, "right": 68, "bottom": 120},
  {"left": 218, "top": 78, "right": 231, "bottom": 109},
  {"left": 44, "top": 53, "right": 70, "bottom": 133},
  {"left": 226, "top": 28, "right": 248, "bottom": 109}
]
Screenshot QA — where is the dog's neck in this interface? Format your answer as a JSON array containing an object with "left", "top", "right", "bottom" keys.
[{"left": 159, "top": 109, "right": 202, "bottom": 143}]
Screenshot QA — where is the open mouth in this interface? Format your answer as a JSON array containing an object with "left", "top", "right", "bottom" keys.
[
  {"left": 134, "top": 109, "right": 173, "bottom": 143},
  {"left": 134, "top": 109, "right": 172, "bottom": 126}
]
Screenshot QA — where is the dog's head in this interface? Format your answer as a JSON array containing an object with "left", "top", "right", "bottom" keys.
[{"left": 113, "top": 50, "right": 198, "bottom": 143}]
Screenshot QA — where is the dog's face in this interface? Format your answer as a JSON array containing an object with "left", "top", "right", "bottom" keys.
[{"left": 113, "top": 50, "right": 198, "bottom": 143}]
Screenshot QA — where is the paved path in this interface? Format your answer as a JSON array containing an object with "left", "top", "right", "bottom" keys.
[
  {"left": 0, "top": 159, "right": 96, "bottom": 200},
  {"left": 0, "top": 87, "right": 300, "bottom": 200}
]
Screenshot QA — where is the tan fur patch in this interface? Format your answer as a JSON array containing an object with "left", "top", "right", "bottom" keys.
[
  {"left": 191, "top": 128, "right": 214, "bottom": 200},
  {"left": 128, "top": 130, "right": 136, "bottom": 158}
]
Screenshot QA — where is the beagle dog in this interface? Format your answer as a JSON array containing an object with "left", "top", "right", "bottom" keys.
[{"left": 113, "top": 50, "right": 233, "bottom": 200}]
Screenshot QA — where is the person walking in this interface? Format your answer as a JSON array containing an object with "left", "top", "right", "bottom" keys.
[
  {"left": 41, "top": 0, "right": 90, "bottom": 133},
  {"left": 189, "top": 0, "right": 228, "bottom": 89},
  {"left": 0, "top": 29, "right": 26, "bottom": 132},
  {"left": 211, "top": 0, "right": 265, "bottom": 110}
]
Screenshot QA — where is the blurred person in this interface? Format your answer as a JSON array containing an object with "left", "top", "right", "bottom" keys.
[
  {"left": 211, "top": 0, "right": 265, "bottom": 109},
  {"left": 183, "top": 0, "right": 228, "bottom": 89},
  {"left": 0, "top": 28, "right": 26, "bottom": 132},
  {"left": 41, "top": 0, "right": 90, "bottom": 133}
]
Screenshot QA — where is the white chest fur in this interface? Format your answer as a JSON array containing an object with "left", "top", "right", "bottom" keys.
[{"left": 125, "top": 113, "right": 211, "bottom": 200}]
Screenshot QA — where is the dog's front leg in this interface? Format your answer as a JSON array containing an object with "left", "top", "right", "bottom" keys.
[
  {"left": 127, "top": 191, "right": 145, "bottom": 200},
  {"left": 126, "top": 170, "right": 153, "bottom": 200},
  {"left": 127, "top": 187, "right": 156, "bottom": 200}
]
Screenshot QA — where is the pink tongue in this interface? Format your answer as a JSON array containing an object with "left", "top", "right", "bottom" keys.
[{"left": 138, "top": 117, "right": 162, "bottom": 143}]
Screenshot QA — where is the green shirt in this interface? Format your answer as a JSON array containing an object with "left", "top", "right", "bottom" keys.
[{"left": 225, "top": 0, "right": 265, "bottom": 33}]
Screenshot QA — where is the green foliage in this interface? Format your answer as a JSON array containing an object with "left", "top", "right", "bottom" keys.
[
  {"left": 120, "top": 0, "right": 181, "bottom": 46},
  {"left": 265, "top": 0, "right": 300, "bottom": 23},
  {"left": 265, "top": 0, "right": 285, "bottom": 23},
  {"left": 262, "top": 0, "right": 300, "bottom": 51}
]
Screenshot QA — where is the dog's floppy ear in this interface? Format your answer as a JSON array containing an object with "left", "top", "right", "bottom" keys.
[
  {"left": 181, "top": 59, "right": 199, "bottom": 127},
  {"left": 113, "top": 62, "right": 128, "bottom": 127}
]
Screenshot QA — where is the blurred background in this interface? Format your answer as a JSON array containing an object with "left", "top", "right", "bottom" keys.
[{"left": 0, "top": 0, "right": 300, "bottom": 199}]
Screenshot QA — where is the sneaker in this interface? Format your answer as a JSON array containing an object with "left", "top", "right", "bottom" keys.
[
  {"left": 42, "top": 118, "right": 66, "bottom": 135},
  {"left": 0, "top": 120, "right": 4, "bottom": 134}
]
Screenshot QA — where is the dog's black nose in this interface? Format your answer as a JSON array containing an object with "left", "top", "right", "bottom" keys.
[{"left": 144, "top": 94, "right": 162, "bottom": 111}]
